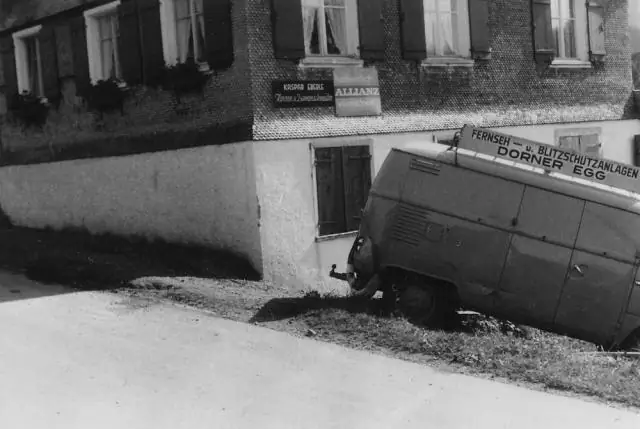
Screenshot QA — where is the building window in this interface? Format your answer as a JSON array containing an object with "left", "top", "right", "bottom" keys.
[
  {"left": 85, "top": 1, "right": 122, "bottom": 84},
  {"left": 160, "top": 0, "right": 206, "bottom": 66},
  {"left": 314, "top": 145, "right": 372, "bottom": 237},
  {"left": 550, "top": 0, "right": 588, "bottom": 61},
  {"left": 423, "top": 0, "right": 471, "bottom": 58},
  {"left": 558, "top": 134, "right": 602, "bottom": 157},
  {"left": 302, "top": 0, "right": 360, "bottom": 57},
  {"left": 12, "top": 25, "right": 44, "bottom": 98}
]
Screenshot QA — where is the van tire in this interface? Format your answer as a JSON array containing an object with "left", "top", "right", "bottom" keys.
[{"left": 395, "top": 278, "right": 456, "bottom": 328}]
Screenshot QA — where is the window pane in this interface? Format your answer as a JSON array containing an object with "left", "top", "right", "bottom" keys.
[
  {"left": 324, "top": 0, "right": 345, "bottom": 6},
  {"left": 302, "top": 4, "right": 321, "bottom": 55},
  {"left": 99, "top": 16, "right": 113, "bottom": 41},
  {"left": 174, "top": 0, "right": 190, "bottom": 19},
  {"left": 550, "top": 0, "right": 560, "bottom": 19},
  {"left": 563, "top": 19, "right": 576, "bottom": 58},
  {"left": 324, "top": 6, "right": 347, "bottom": 55},
  {"left": 425, "top": 12, "right": 438, "bottom": 56},
  {"left": 552, "top": 18, "right": 561, "bottom": 56},
  {"left": 560, "top": 0, "right": 574, "bottom": 19}
]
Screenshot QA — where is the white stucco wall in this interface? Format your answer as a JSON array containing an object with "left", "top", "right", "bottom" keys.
[
  {"left": 254, "top": 119, "right": 640, "bottom": 291},
  {"left": 0, "top": 142, "right": 263, "bottom": 273}
]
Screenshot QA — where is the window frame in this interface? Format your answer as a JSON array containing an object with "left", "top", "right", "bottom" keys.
[
  {"left": 310, "top": 139, "right": 374, "bottom": 240},
  {"left": 159, "top": 0, "right": 209, "bottom": 70},
  {"left": 12, "top": 25, "right": 45, "bottom": 99},
  {"left": 299, "top": 0, "right": 363, "bottom": 68},
  {"left": 422, "top": 0, "right": 471, "bottom": 61},
  {"left": 84, "top": 1, "right": 124, "bottom": 85},
  {"left": 550, "top": 0, "right": 590, "bottom": 66}
]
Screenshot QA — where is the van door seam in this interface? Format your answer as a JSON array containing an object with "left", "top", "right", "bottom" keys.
[
  {"left": 551, "top": 200, "right": 587, "bottom": 326},
  {"left": 496, "top": 185, "right": 527, "bottom": 294}
]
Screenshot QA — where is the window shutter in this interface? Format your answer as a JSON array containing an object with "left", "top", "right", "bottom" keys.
[
  {"left": 468, "top": 0, "right": 491, "bottom": 60},
  {"left": 399, "top": 0, "right": 427, "bottom": 61},
  {"left": 357, "top": 0, "right": 385, "bottom": 61},
  {"left": 118, "top": 0, "right": 143, "bottom": 85},
  {"left": 531, "top": 0, "right": 555, "bottom": 64},
  {"left": 558, "top": 135, "right": 580, "bottom": 152},
  {"left": 271, "top": 0, "right": 305, "bottom": 60},
  {"left": 342, "top": 146, "right": 372, "bottom": 232},
  {"left": 38, "top": 25, "right": 60, "bottom": 101},
  {"left": 0, "top": 36, "right": 18, "bottom": 109},
  {"left": 315, "top": 147, "right": 347, "bottom": 236},
  {"left": 70, "top": 16, "right": 91, "bottom": 98},
  {"left": 586, "top": 0, "right": 605, "bottom": 63},
  {"left": 138, "top": 0, "right": 165, "bottom": 86},
  {"left": 634, "top": 135, "right": 640, "bottom": 167},
  {"left": 203, "top": 0, "right": 234, "bottom": 69}
]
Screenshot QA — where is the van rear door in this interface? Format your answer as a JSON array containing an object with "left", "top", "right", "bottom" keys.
[{"left": 553, "top": 202, "right": 640, "bottom": 345}]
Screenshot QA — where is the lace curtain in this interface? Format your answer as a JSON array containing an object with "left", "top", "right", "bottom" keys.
[
  {"left": 425, "top": 0, "right": 456, "bottom": 56},
  {"left": 302, "top": 0, "right": 348, "bottom": 56}
]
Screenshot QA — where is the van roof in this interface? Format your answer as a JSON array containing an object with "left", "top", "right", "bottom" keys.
[{"left": 395, "top": 141, "right": 640, "bottom": 215}]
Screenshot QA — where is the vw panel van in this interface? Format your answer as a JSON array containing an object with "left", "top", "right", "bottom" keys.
[{"left": 332, "top": 128, "right": 640, "bottom": 351}]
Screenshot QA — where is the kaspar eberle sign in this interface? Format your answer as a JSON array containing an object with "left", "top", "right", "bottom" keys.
[{"left": 272, "top": 80, "right": 334, "bottom": 108}]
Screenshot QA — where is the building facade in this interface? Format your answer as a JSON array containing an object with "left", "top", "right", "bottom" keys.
[{"left": 0, "top": 0, "right": 638, "bottom": 291}]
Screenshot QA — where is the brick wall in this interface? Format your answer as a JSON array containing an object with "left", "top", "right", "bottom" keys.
[
  {"left": 247, "top": 0, "right": 636, "bottom": 140},
  {"left": 0, "top": 0, "right": 254, "bottom": 163},
  {"left": 0, "top": 0, "right": 636, "bottom": 164}
]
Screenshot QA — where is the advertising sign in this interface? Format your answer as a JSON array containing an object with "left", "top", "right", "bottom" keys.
[
  {"left": 459, "top": 124, "right": 640, "bottom": 193},
  {"left": 272, "top": 80, "right": 335, "bottom": 108},
  {"left": 333, "top": 67, "right": 382, "bottom": 117}
]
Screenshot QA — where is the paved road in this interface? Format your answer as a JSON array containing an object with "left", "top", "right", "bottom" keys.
[{"left": 0, "top": 271, "right": 639, "bottom": 429}]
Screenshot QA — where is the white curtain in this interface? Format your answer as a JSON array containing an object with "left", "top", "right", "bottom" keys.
[
  {"left": 194, "top": 0, "right": 206, "bottom": 62},
  {"left": 99, "top": 16, "right": 116, "bottom": 79},
  {"left": 302, "top": 0, "right": 321, "bottom": 54},
  {"left": 175, "top": 0, "right": 192, "bottom": 62},
  {"left": 325, "top": 6, "right": 348, "bottom": 55},
  {"left": 438, "top": 12, "right": 455, "bottom": 55},
  {"left": 425, "top": 0, "right": 456, "bottom": 56}
]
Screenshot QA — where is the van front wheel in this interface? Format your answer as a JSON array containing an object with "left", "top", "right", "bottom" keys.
[{"left": 396, "top": 280, "right": 454, "bottom": 328}]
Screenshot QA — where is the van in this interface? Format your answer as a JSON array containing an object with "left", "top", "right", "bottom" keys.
[{"left": 330, "top": 125, "right": 640, "bottom": 351}]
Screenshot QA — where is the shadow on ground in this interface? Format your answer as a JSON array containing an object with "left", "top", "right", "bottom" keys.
[
  {"left": 0, "top": 226, "right": 259, "bottom": 302},
  {"left": 250, "top": 292, "right": 534, "bottom": 338}
]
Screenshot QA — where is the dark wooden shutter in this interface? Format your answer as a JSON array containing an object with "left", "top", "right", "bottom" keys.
[
  {"left": 38, "top": 25, "right": 60, "bottom": 101},
  {"left": 0, "top": 36, "right": 18, "bottom": 109},
  {"left": 342, "top": 146, "right": 372, "bottom": 232},
  {"left": 586, "top": 0, "right": 605, "bottom": 63},
  {"left": 70, "top": 16, "right": 91, "bottom": 98},
  {"left": 634, "top": 135, "right": 640, "bottom": 167},
  {"left": 271, "top": 0, "right": 305, "bottom": 60},
  {"left": 118, "top": 0, "right": 143, "bottom": 85},
  {"left": 315, "top": 147, "right": 346, "bottom": 236},
  {"left": 399, "top": 0, "right": 427, "bottom": 61},
  {"left": 357, "top": 0, "right": 385, "bottom": 61},
  {"left": 531, "top": 0, "right": 555, "bottom": 64},
  {"left": 203, "top": 0, "right": 234, "bottom": 69},
  {"left": 138, "top": 0, "right": 165, "bottom": 86},
  {"left": 468, "top": 0, "right": 491, "bottom": 60}
]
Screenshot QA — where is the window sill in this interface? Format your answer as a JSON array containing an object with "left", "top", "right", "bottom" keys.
[
  {"left": 421, "top": 58, "right": 475, "bottom": 68},
  {"left": 315, "top": 230, "right": 358, "bottom": 243},
  {"left": 550, "top": 59, "right": 592, "bottom": 70},
  {"left": 299, "top": 57, "right": 364, "bottom": 69}
]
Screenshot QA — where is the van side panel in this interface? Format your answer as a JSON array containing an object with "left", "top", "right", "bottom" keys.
[
  {"left": 380, "top": 157, "right": 524, "bottom": 313},
  {"left": 400, "top": 161, "right": 524, "bottom": 231},
  {"left": 496, "top": 187, "right": 584, "bottom": 326},
  {"left": 554, "top": 202, "right": 639, "bottom": 345}
]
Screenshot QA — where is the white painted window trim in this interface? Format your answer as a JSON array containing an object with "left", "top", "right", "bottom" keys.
[
  {"left": 159, "top": 0, "right": 210, "bottom": 70},
  {"left": 422, "top": 0, "right": 471, "bottom": 61},
  {"left": 12, "top": 24, "right": 44, "bottom": 98},
  {"left": 550, "top": 0, "right": 589, "bottom": 63},
  {"left": 301, "top": 0, "right": 360, "bottom": 61},
  {"left": 84, "top": 0, "right": 122, "bottom": 85}
]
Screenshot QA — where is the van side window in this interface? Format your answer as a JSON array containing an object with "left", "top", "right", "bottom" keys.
[{"left": 314, "top": 145, "right": 372, "bottom": 236}]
